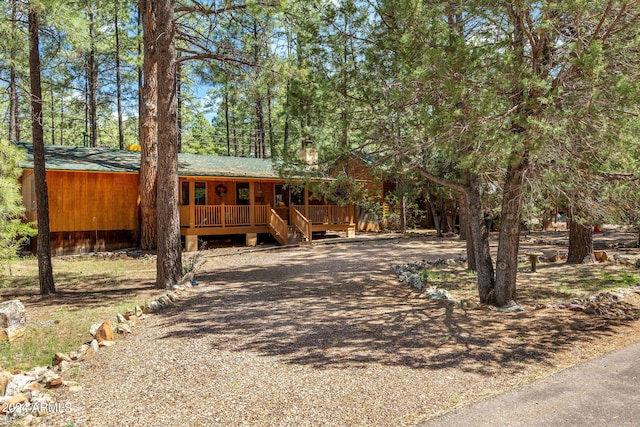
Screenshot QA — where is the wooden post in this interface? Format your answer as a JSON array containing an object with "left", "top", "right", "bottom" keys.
[
  {"left": 249, "top": 181, "right": 255, "bottom": 227},
  {"left": 526, "top": 252, "right": 543, "bottom": 272},
  {"left": 188, "top": 180, "right": 195, "bottom": 229}
]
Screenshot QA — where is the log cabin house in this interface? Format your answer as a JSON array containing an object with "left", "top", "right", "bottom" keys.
[{"left": 16, "top": 143, "right": 356, "bottom": 255}]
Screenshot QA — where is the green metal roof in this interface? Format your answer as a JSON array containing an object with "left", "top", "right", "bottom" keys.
[{"left": 16, "top": 143, "right": 281, "bottom": 179}]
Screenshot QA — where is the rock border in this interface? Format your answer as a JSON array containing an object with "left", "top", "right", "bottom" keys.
[
  {"left": 392, "top": 258, "right": 526, "bottom": 312},
  {"left": 0, "top": 271, "right": 199, "bottom": 424}
]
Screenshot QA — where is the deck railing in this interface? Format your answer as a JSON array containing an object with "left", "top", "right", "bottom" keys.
[
  {"left": 291, "top": 208, "right": 312, "bottom": 242},
  {"left": 268, "top": 209, "right": 289, "bottom": 245},
  {"left": 183, "top": 204, "right": 351, "bottom": 229},
  {"left": 294, "top": 205, "right": 354, "bottom": 225},
  {"left": 190, "top": 204, "right": 269, "bottom": 228}
]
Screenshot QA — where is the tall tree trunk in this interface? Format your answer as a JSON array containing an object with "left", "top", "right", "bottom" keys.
[
  {"left": 465, "top": 219, "right": 477, "bottom": 272},
  {"left": 49, "top": 83, "right": 55, "bottom": 144},
  {"left": 429, "top": 195, "right": 445, "bottom": 237},
  {"left": 224, "top": 87, "right": 230, "bottom": 156},
  {"left": 137, "top": 3, "right": 143, "bottom": 140},
  {"left": 494, "top": 157, "right": 528, "bottom": 306},
  {"left": 400, "top": 193, "right": 407, "bottom": 234},
  {"left": 255, "top": 100, "right": 265, "bottom": 158},
  {"left": 9, "top": 1, "right": 19, "bottom": 142},
  {"left": 283, "top": 80, "right": 290, "bottom": 157},
  {"left": 252, "top": 19, "right": 265, "bottom": 159},
  {"left": 464, "top": 171, "right": 494, "bottom": 303},
  {"left": 139, "top": 0, "right": 158, "bottom": 251},
  {"left": 59, "top": 88, "right": 64, "bottom": 145},
  {"left": 267, "top": 87, "right": 275, "bottom": 158},
  {"left": 567, "top": 215, "right": 595, "bottom": 264},
  {"left": 155, "top": 0, "right": 182, "bottom": 289},
  {"left": 232, "top": 110, "right": 238, "bottom": 156},
  {"left": 88, "top": 7, "right": 98, "bottom": 147},
  {"left": 9, "top": 65, "right": 19, "bottom": 142},
  {"left": 459, "top": 192, "right": 477, "bottom": 271},
  {"left": 115, "top": 2, "right": 125, "bottom": 150},
  {"left": 176, "top": 55, "right": 182, "bottom": 152},
  {"left": 29, "top": 8, "right": 55, "bottom": 296},
  {"left": 458, "top": 194, "right": 467, "bottom": 240}
]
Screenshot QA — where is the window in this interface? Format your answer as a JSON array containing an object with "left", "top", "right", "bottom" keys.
[
  {"left": 236, "top": 183, "right": 250, "bottom": 205},
  {"left": 194, "top": 182, "right": 206, "bottom": 205},
  {"left": 180, "top": 181, "right": 189, "bottom": 205}
]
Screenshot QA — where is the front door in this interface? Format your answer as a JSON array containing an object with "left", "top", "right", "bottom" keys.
[{"left": 236, "top": 183, "right": 250, "bottom": 205}]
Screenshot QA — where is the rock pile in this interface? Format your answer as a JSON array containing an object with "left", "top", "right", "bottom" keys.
[
  {"left": 393, "top": 258, "right": 526, "bottom": 312},
  {"left": 0, "top": 366, "right": 73, "bottom": 423},
  {"left": 392, "top": 258, "right": 464, "bottom": 299},
  {"left": 556, "top": 290, "right": 640, "bottom": 320}
]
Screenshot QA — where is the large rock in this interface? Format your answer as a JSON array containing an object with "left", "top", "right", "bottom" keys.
[
  {"left": 92, "top": 321, "right": 115, "bottom": 344},
  {"left": 0, "top": 300, "right": 26, "bottom": 342},
  {"left": 594, "top": 250, "right": 608, "bottom": 262},
  {"left": 5, "top": 374, "right": 35, "bottom": 396}
]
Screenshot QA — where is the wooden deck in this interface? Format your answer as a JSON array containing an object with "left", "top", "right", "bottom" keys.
[{"left": 180, "top": 204, "right": 356, "bottom": 250}]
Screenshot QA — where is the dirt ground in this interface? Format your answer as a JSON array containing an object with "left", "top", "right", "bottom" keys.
[{"left": 26, "top": 226, "right": 640, "bottom": 426}]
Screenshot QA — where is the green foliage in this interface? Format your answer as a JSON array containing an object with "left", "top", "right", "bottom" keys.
[{"left": 0, "top": 141, "right": 36, "bottom": 274}]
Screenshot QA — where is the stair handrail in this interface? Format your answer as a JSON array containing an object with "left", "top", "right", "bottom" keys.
[
  {"left": 291, "top": 207, "right": 312, "bottom": 243},
  {"left": 268, "top": 208, "right": 288, "bottom": 245}
]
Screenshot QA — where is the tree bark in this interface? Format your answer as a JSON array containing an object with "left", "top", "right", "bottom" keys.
[
  {"left": 400, "top": 193, "right": 407, "bottom": 234},
  {"left": 155, "top": 0, "right": 182, "bottom": 289},
  {"left": 567, "top": 216, "right": 595, "bottom": 264},
  {"left": 9, "top": 1, "right": 19, "bottom": 142},
  {"left": 29, "top": 8, "right": 55, "bottom": 295},
  {"left": 88, "top": 7, "right": 98, "bottom": 147},
  {"left": 9, "top": 65, "right": 19, "bottom": 142},
  {"left": 224, "top": 87, "right": 230, "bottom": 155},
  {"left": 428, "top": 195, "right": 444, "bottom": 237},
  {"left": 458, "top": 194, "right": 467, "bottom": 240},
  {"left": 115, "top": 2, "right": 125, "bottom": 150},
  {"left": 176, "top": 56, "right": 182, "bottom": 153},
  {"left": 139, "top": 0, "right": 158, "bottom": 250},
  {"left": 464, "top": 171, "right": 494, "bottom": 303},
  {"left": 494, "top": 158, "right": 528, "bottom": 306},
  {"left": 459, "top": 192, "right": 477, "bottom": 271}
]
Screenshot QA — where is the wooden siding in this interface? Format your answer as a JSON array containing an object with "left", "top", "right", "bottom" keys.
[{"left": 46, "top": 171, "right": 139, "bottom": 232}]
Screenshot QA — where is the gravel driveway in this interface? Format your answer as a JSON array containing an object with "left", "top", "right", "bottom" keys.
[{"left": 44, "top": 234, "right": 639, "bottom": 426}]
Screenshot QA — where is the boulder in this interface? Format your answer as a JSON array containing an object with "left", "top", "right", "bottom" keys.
[
  {"left": 45, "top": 377, "right": 63, "bottom": 389},
  {"left": 594, "top": 250, "right": 608, "bottom": 262},
  {"left": 52, "top": 353, "right": 72, "bottom": 366},
  {"left": 83, "top": 347, "right": 96, "bottom": 361},
  {"left": 94, "top": 321, "right": 115, "bottom": 344},
  {"left": 0, "top": 300, "right": 26, "bottom": 342},
  {"left": 5, "top": 374, "right": 35, "bottom": 396},
  {"left": 1, "top": 392, "right": 28, "bottom": 413},
  {"left": 547, "top": 251, "right": 561, "bottom": 263}
]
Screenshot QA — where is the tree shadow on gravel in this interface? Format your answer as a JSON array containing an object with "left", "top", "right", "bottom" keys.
[
  {"left": 156, "top": 242, "right": 632, "bottom": 375},
  {"left": 0, "top": 271, "right": 157, "bottom": 312}
]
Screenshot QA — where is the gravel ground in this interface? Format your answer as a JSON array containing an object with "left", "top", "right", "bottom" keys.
[{"left": 44, "top": 234, "right": 640, "bottom": 426}]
